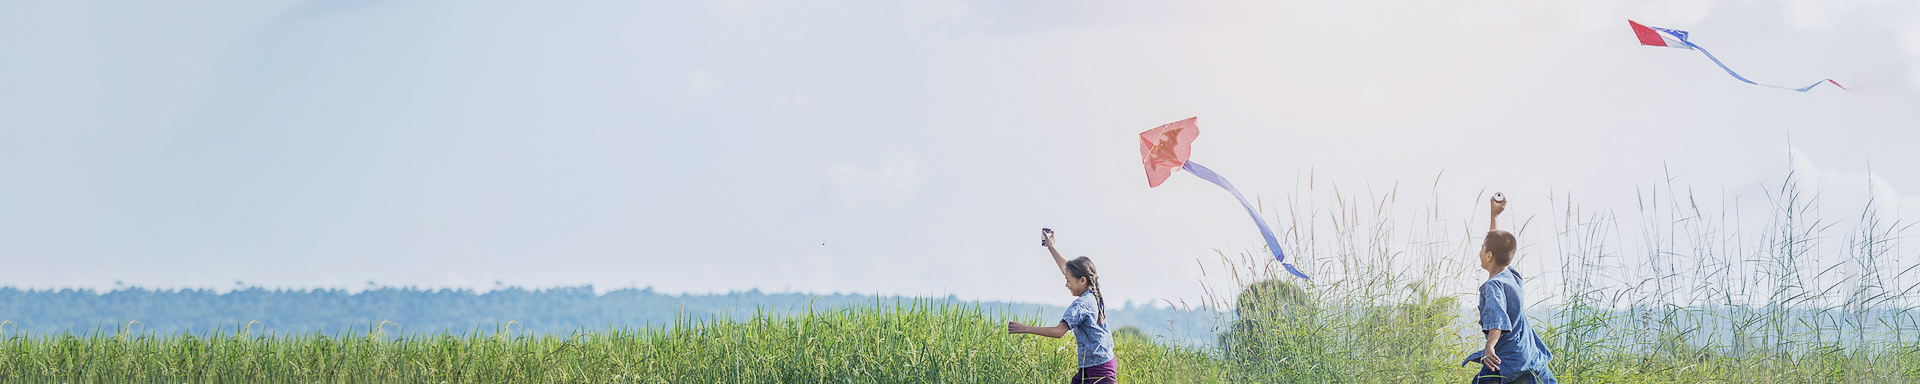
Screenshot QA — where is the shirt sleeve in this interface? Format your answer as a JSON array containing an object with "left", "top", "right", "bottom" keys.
[
  {"left": 1479, "top": 282, "right": 1512, "bottom": 332},
  {"left": 1061, "top": 304, "right": 1086, "bottom": 328}
]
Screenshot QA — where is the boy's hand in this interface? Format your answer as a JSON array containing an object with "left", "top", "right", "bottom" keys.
[
  {"left": 1481, "top": 347, "right": 1501, "bottom": 370},
  {"left": 1490, "top": 193, "right": 1506, "bottom": 218},
  {"left": 1006, "top": 321, "right": 1027, "bottom": 334}
]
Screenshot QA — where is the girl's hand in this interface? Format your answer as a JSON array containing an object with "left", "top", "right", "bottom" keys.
[
  {"left": 1006, "top": 321, "right": 1027, "bottom": 334},
  {"left": 1040, "top": 228, "right": 1056, "bottom": 248}
]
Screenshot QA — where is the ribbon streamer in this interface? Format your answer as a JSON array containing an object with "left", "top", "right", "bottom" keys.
[{"left": 1181, "top": 161, "right": 1310, "bottom": 279}]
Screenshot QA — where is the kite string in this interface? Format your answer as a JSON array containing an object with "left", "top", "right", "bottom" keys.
[{"left": 1512, "top": 47, "right": 1641, "bottom": 191}]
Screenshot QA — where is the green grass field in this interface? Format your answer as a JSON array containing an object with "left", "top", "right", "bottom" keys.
[
  {"left": 2, "top": 295, "right": 1912, "bottom": 383},
  {"left": 0, "top": 300, "right": 1220, "bottom": 383},
  {"left": 4, "top": 172, "right": 1918, "bottom": 383}
]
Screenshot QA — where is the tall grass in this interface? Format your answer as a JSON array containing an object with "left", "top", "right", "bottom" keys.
[
  {"left": 1204, "top": 168, "right": 1920, "bottom": 382},
  {"left": 1536, "top": 168, "right": 1920, "bottom": 381},
  {"left": 1205, "top": 175, "right": 1466, "bottom": 382},
  {"left": 0, "top": 299, "right": 1220, "bottom": 382}
]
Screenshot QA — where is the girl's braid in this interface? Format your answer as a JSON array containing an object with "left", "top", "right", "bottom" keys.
[{"left": 1090, "top": 275, "right": 1106, "bottom": 325}]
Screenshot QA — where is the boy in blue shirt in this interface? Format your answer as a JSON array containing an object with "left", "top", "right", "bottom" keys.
[{"left": 1462, "top": 193, "right": 1556, "bottom": 383}]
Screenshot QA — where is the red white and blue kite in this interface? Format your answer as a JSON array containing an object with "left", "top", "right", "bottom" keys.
[
  {"left": 1628, "top": 20, "right": 1845, "bottom": 92},
  {"left": 1140, "top": 117, "right": 1309, "bottom": 279}
]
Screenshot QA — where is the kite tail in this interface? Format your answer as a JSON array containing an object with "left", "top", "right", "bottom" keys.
[
  {"left": 1683, "top": 41, "right": 1843, "bottom": 92},
  {"left": 1681, "top": 41, "right": 1758, "bottom": 85},
  {"left": 1180, "top": 161, "right": 1310, "bottom": 279}
]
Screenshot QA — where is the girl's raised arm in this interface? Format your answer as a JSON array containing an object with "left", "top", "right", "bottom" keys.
[{"left": 1042, "top": 229, "right": 1070, "bottom": 278}]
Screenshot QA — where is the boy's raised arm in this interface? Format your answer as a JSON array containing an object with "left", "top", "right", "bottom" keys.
[{"left": 1488, "top": 193, "right": 1506, "bottom": 231}]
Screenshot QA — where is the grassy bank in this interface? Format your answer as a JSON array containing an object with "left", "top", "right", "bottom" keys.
[
  {"left": 3, "top": 298, "right": 1914, "bottom": 383},
  {"left": 0, "top": 300, "right": 1219, "bottom": 383}
]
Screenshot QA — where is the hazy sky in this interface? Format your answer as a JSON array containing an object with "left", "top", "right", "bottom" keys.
[{"left": 4, "top": 0, "right": 1917, "bottom": 306}]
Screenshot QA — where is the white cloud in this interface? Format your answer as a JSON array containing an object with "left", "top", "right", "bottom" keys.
[
  {"left": 906, "top": 0, "right": 970, "bottom": 29},
  {"left": 829, "top": 151, "right": 918, "bottom": 208},
  {"left": 1453, "top": 4, "right": 1521, "bottom": 27},
  {"left": 1626, "top": 0, "right": 1717, "bottom": 26},
  {"left": 6, "top": 0, "right": 1916, "bottom": 304},
  {"left": 688, "top": 69, "right": 714, "bottom": 98},
  {"left": 1778, "top": 0, "right": 1864, "bottom": 31},
  {"left": 1785, "top": 146, "right": 1916, "bottom": 221},
  {"left": 1899, "top": 8, "right": 1920, "bottom": 90},
  {"left": 717, "top": 0, "right": 764, "bottom": 14}
]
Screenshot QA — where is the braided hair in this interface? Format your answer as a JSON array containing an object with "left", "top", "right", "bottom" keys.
[{"left": 1065, "top": 256, "right": 1105, "bottom": 324}]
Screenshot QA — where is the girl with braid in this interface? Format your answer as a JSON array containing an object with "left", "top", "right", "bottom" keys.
[{"left": 1007, "top": 228, "right": 1118, "bottom": 383}]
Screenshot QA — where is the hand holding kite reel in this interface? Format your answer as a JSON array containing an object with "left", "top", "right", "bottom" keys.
[{"left": 1491, "top": 192, "right": 1507, "bottom": 219}]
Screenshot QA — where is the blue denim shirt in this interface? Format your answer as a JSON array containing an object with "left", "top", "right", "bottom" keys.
[
  {"left": 1462, "top": 268, "right": 1553, "bottom": 381},
  {"left": 1062, "top": 291, "right": 1115, "bottom": 368}
]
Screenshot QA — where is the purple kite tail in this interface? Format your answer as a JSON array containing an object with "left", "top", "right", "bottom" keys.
[{"left": 1180, "top": 161, "right": 1309, "bottom": 279}]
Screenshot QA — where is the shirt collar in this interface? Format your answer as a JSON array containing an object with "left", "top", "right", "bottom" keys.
[{"left": 1497, "top": 267, "right": 1520, "bottom": 280}]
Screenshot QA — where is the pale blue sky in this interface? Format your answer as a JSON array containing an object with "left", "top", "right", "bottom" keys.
[{"left": 3, "top": 0, "right": 1917, "bottom": 305}]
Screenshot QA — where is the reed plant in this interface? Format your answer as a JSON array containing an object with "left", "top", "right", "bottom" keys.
[
  {"left": 1532, "top": 167, "right": 1920, "bottom": 382},
  {"left": 1202, "top": 167, "right": 1920, "bottom": 382}
]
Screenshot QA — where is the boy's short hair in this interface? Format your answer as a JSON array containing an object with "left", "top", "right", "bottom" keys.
[{"left": 1485, "top": 230, "right": 1516, "bottom": 266}]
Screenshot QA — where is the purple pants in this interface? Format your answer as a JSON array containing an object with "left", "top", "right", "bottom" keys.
[{"left": 1071, "top": 358, "right": 1118, "bottom": 384}]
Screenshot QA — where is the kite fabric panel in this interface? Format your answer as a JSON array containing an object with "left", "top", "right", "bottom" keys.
[
  {"left": 1139, "top": 117, "right": 1199, "bottom": 188},
  {"left": 1139, "top": 118, "right": 1309, "bottom": 279},
  {"left": 1628, "top": 20, "right": 1845, "bottom": 92}
]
